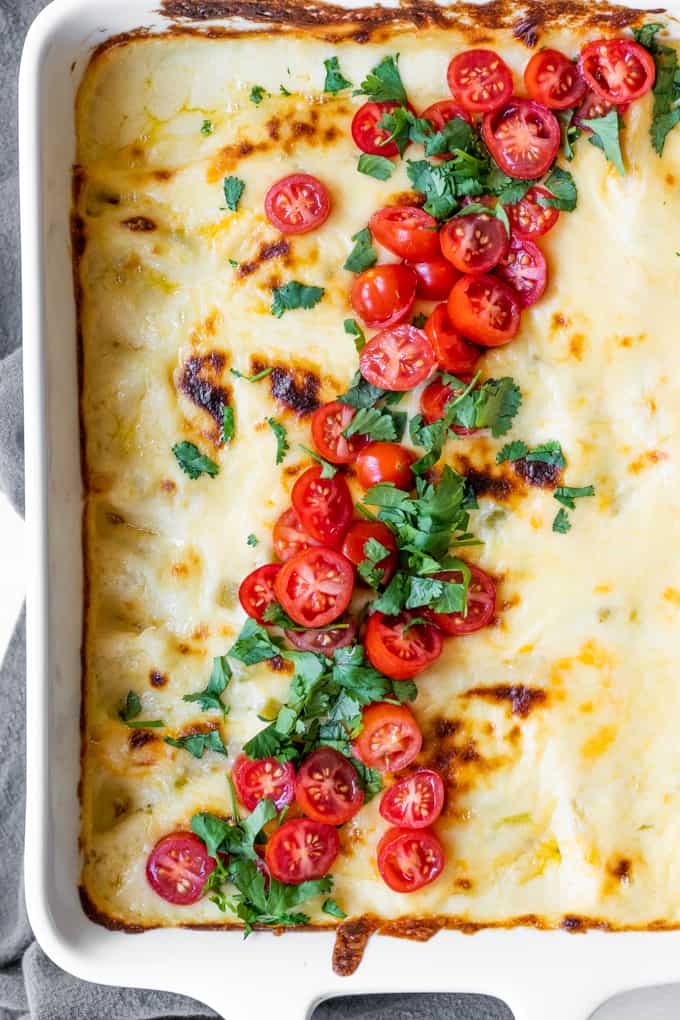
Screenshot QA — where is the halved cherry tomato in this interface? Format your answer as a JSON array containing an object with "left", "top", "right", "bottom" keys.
[
  {"left": 420, "top": 378, "right": 476, "bottom": 437},
  {"left": 353, "top": 701, "right": 423, "bottom": 772},
  {"left": 365, "top": 612, "right": 443, "bottom": 681},
  {"left": 295, "top": 747, "right": 364, "bottom": 825},
  {"left": 350, "top": 264, "right": 418, "bottom": 329},
  {"left": 578, "top": 38, "right": 655, "bottom": 104},
  {"left": 507, "top": 185, "right": 559, "bottom": 240},
  {"left": 574, "top": 88, "right": 616, "bottom": 127},
  {"left": 424, "top": 303, "right": 481, "bottom": 374},
  {"left": 524, "top": 48, "right": 587, "bottom": 109},
  {"left": 146, "top": 832, "right": 215, "bottom": 905},
  {"left": 440, "top": 212, "right": 509, "bottom": 274},
  {"left": 292, "top": 465, "right": 353, "bottom": 545},
  {"left": 447, "top": 49, "right": 513, "bottom": 113},
  {"left": 238, "top": 563, "right": 282, "bottom": 624},
  {"left": 422, "top": 98, "right": 473, "bottom": 129},
  {"left": 274, "top": 546, "right": 354, "bottom": 628},
  {"left": 273, "top": 507, "right": 320, "bottom": 563},
  {"left": 406, "top": 256, "right": 460, "bottom": 301},
  {"left": 342, "top": 520, "right": 399, "bottom": 586},
  {"left": 351, "top": 100, "right": 411, "bottom": 157},
  {"left": 448, "top": 273, "right": 521, "bottom": 346},
  {"left": 377, "top": 826, "right": 445, "bottom": 893},
  {"left": 380, "top": 770, "right": 445, "bottom": 829},
  {"left": 482, "top": 99, "right": 560, "bottom": 180},
  {"left": 311, "top": 401, "right": 367, "bottom": 465},
  {"left": 370, "top": 206, "right": 440, "bottom": 260},
  {"left": 265, "top": 817, "right": 340, "bottom": 884},
  {"left": 495, "top": 237, "right": 547, "bottom": 308},
  {"left": 356, "top": 442, "right": 415, "bottom": 491},
  {"left": 359, "top": 324, "right": 435, "bottom": 391},
  {"left": 423, "top": 565, "right": 496, "bottom": 635},
  {"left": 285, "top": 618, "right": 357, "bottom": 653},
  {"left": 264, "top": 173, "right": 331, "bottom": 235},
  {"left": 232, "top": 754, "right": 296, "bottom": 812}
]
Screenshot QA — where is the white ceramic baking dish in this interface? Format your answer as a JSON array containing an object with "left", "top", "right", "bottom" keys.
[{"left": 19, "top": 1, "right": 680, "bottom": 1017}]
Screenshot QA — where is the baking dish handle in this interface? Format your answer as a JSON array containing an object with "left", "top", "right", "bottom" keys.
[{"left": 506, "top": 987, "right": 601, "bottom": 1020}]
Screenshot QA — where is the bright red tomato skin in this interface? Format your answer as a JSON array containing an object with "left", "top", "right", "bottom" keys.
[
  {"left": 495, "top": 237, "right": 548, "bottom": 308},
  {"left": 448, "top": 273, "right": 521, "bottom": 347},
  {"left": 355, "top": 442, "right": 415, "bottom": 491},
  {"left": 232, "top": 754, "right": 296, "bottom": 812},
  {"left": 341, "top": 520, "right": 399, "bottom": 585},
  {"left": 265, "top": 818, "right": 340, "bottom": 884},
  {"left": 424, "top": 303, "right": 481, "bottom": 374},
  {"left": 578, "top": 38, "right": 655, "bottom": 104},
  {"left": 447, "top": 49, "right": 513, "bottom": 113},
  {"left": 351, "top": 100, "right": 414, "bottom": 156},
  {"left": 574, "top": 89, "right": 617, "bottom": 127},
  {"left": 238, "top": 563, "right": 281, "bottom": 623},
  {"left": 350, "top": 264, "right": 417, "bottom": 329},
  {"left": 420, "top": 378, "right": 477, "bottom": 437},
  {"left": 274, "top": 546, "right": 354, "bottom": 628},
  {"left": 380, "top": 770, "right": 445, "bottom": 829},
  {"left": 264, "top": 173, "right": 331, "bottom": 235},
  {"left": 292, "top": 465, "right": 353, "bottom": 545},
  {"left": 524, "top": 48, "right": 587, "bottom": 109},
  {"left": 285, "top": 619, "right": 357, "bottom": 653},
  {"left": 422, "top": 99, "right": 473, "bottom": 129},
  {"left": 370, "top": 206, "right": 440, "bottom": 260},
  {"left": 365, "top": 612, "right": 443, "bottom": 681},
  {"left": 482, "top": 99, "right": 560, "bottom": 180},
  {"left": 353, "top": 702, "right": 423, "bottom": 773},
  {"left": 359, "top": 324, "right": 435, "bottom": 391},
  {"left": 146, "top": 832, "right": 215, "bottom": 905},
  {"left": 507, "top": 186, "right": 559, "bottom": 240},
  {"left": 423, "top": 565, "right": 496, "bottom": 635},
  {"left": 273, "top": 507, "right": 319, "bottom": 563},
  {"left": 439, "top": 212, "right": 509, "bottom": 274},
  {"left": 377, "top": 826, "right": 445, "bottom": 893},
  {"left": 311, "top": 401, "right": 366, "bottom": 465},
  {"left": 406, "top": 257, "right": 460, "bottom": 301},
  {"left": 295, "top": 747, "right": 364, "bottom": 825}
]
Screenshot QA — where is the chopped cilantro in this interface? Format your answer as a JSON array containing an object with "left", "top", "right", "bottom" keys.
[
  {"left": 527, "top": 441, "right": 566, "bottom": 469},
  {"left": 343, "top": 227, "right": 378, "bottom": 273},
  {"left": 323, "top": 56, "right": 352, "bottom": 93},
  {"left": 337, "top": 372, "right": 387, "bottom": 409},
  {"left": 539, "top": 166, "right": 577, "bottom": 211},
  {"left": 172, "top": 442, "right": 219, "bottom": 480},
  {"left": 271, "top": 281, "right": 324, "bottom": 318},
  {"left": 487, "top": 171, "right": 537, "bottom": 205},
  {"left": 343, "top": 406, "right": 406, "bottom": 443},
  {"left": 299, "top": 445, "right": 337, "bottom": 478},
  {"left": 633, "top": 23, "right": 680, "bottom": 155},
  {"left": 496, "top": 440, "right": 529, "bottom": 464},
  {"left": 223, "top": 176, "right": 245, "bottom": 212},
  {"left": 344, "top": 318, "right": 367, "bottom": 351},
  {"left": 406, "top": 159, "right": 459, "bottom": 220},
  {"left": 357, "top": 537, "right": 392, "bottom": 588},
  {"left": 553, "top": 484, "right": 595, "bottom": 509},
  {"left": 266, "top": 418, "right": 289, "bottom": 464},
  {"left": 222, "top": 405, "right": 235, "bottom": 445},
  {"left": 165, "top": 729, "right": 228, "bottom": 759},
  {"left": 583, "top": 110, "right": 625, "bottom": 175},
  {"left": 412, "top": 312, "right": 428, "bottom": 329},
  {"left": 357, "top": 154, "right": 395, "bottom": 180},
  {"left": 182, "top": 656, "right": 231, "bottom": 717},
  {"left": 322, "top": 898, "right": 347, "bottom": 919},
  {"left": 557, "top": 108, "right": 582, "bottom": 161},
  {"left": 118, "top": 690, "right": 165, "bottom": 729},
  {"left": 228, "top": 618, "right": 283, "bottom": 665},
  {"left": 246, "top": 533, "right": 258, "bottom": 547},
  {"left": 249, "top": 85, "right": 269, "bottom": 105},
  {"left": 552, "top": 508, "right": 572, "bottom": 534},
  {"left": 228, "top": 258, "right": 239, "bottom": 269},
  {"left": 280, "top": 84, "right": 291, "bottom": 96},
  {"left": 201, "top": 119, "right": 214, "bottom": 136},
  {"left": 354, "top": 54, "right": 407, "bottom": 105},
  {"left": 230, "top": 366, "right": 273, "bottom": 383}
]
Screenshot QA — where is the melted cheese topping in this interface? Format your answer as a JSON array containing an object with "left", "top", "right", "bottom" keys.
[{"left": 77, "top": 19, "right": 680, "bottom": 930}]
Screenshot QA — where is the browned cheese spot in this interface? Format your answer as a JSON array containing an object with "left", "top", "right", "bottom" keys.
[
  {"left": 513, "top": 456, "right": 561, "bottom": 488},
  {"left": 628, "top": 449, "right": 668, "bottom": 474},
  {"left": 149, "top": 670, "right": 168, "bottom": 688},
  {"left": 128, "top": 729, "right": 156, "bottom": 750},
  {"left": 249, "top": 360, "right": 321, "bottom": 416},
  {"left": 238, "top": 238, "right": 290, "bottom": 277},
  {"left": 267, "top": 655, "right": 294, "bottom": 674},
  {"left": 121, "top": 216, "right": 157, "bottom": 231},
  {"left": 177, "top": 351, "right": 232, "bottom": 444},
  {"left": 464, "top": 684, "right": 548, "bottom": 718}
]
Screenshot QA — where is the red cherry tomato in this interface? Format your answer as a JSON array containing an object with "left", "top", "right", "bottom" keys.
[
  {"left": 350, "top": 264, "right": 418, "bottom": 329},
  {"left": 273, "top": 507, "right": 320, "bottom": 563},
  {"left": 365, "top": 612, "right": 443, "bottom": 681},
  {"left": 423, "top": 565, "right": 496, "bottom": 635},
  {"left": 341, "top": 520, "right": 399, "bottom": 586},
  {"left": 351, "top": 100, "right": 411, "bottom": 157},
  {"left": 380, "top": 770, "right": 445, "bottom": 829},
  {"left": 356, "top": 442, "right": 415, "bottom": 491},
  {"left": 285, "top": 617, "right": 356, "bottom": 653},
  {"left": 422, "top": 98, "right": 473, "bottom": 129},
  {"left": 482, "top": 99, "right": 560, "bottom": 180},
  {"left": 265, "top": 817, "right": 339, "bottom": 884},
  {"left": 448, "top": 273, "right": 521, "bottom": 347},
  {"left": 369, "top": 206, "right": 440, "bottom": 260},
  {"left": 406, "top": 256, "right": 460, "bottom": 301},
  {"left": 440, "top": 212, "right": 509, "bottom": 274},
  {"left": 447, "top": 48, "right": 513, "bottom": 113},
  {"left": 146, "top": 832, "right": 215, "bottom": 905},
  {"left": 420, "top": 378, "right": 476, "bottom": 437},
  {"left": 524, "top": 48, "right": 587, "bottom": 109},
  {"left": 238, "top": 563, "right": 282, "bottom": 624},
  {"left": 377, "top": 826, "right": 445, "bottom": 893},
  {"left": 232, "top": 754, "right": 296, "bottom": 812},
  {"left": 578, "top": 38, "right": 655, "bottom": 104},
  {"left": 359, "top": 324, "right": 435, "bottom": 391},
  {"left": 424, "top": 303, "right": 481, "bottom": 374},
  {"left": 311, "top": 401, "right": 367, "bottom": 465},
  {"left": 264, "top": 173, "right": 331, "bottom": 235},
  {"left": 292, "top": 465, "right": 353, "bottom": 545},
  {"left": 574, "top": 89, "right": 617, "bottom": 128},
  {"left": 507, "top": 185, "right": 559, "bottom": 240},
  {"left": 495, "top": 237, "right": 547, "bottom": 308},
  {"left": 353, "top": 701, "right": 423, "bottom": 772},
  {"left": 274, "top": 546, "right": 354, "bottom": 628},
  {"left": 295, "top": 747, "right": 364, "bottom": 825}
]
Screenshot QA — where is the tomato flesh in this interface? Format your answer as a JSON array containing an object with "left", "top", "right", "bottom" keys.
[
  {"left": 447, "top": 48, "right": 513, "bottom": 113},
  {"left": 370, "top": 206, "right": 440, "bottom": 260},
  {"left": 495, "top": 237, "right": 547, "bottom": 308},
  {"left": 295, "top": 747, "right": 364, "bottom": 825},
  {"left": 292, "top": 465, "right": 353, "bottom": 545},
  {"left": 407, "top": 256, "right": 460, "bottom": 301},
  {"left": 146, "top": 832, "right": 215, "bottom": 905},
  {"left": 482, "top": 99, "right": 560, "bottom": 180},
  {"left": 507, "top": 185, "right": 559, "bottom": 240},
  {"left": 359, "top": 324, "right": 435, "bottom": 391},
  {"left": 365, "top": 612, "right": 443, "bottom": 681},
  {"left": 448, "top": 273, "right": 521, "bottom": 347},
  {"left": 423, "top": 565, "right": 496, "bottom": 635},
  {"left": 440, "top": 211, "right": 509, "bottom": 274},
  {"left": 342, "top": 520, "right": 399, "bottom": 586},
  {"left": 273, "top": 507, "right": 319, "bottom": 563},
  {"left": 285, "top": 618, "right": 357, "bottom": 653},
  {"left": 424, "top": 303, "right": 481, "bottom": 374},
  {"left": 265, "top": 817, "right": 340, "bottom": 884},
  {"left": 377, "top": 826, "right": 445, "bottom": 893},
  {"left": 264, "top": 173, "right": 331, "bottom": 235},
  {"left": 274, "top": 546, "right": 354, "bottom": 628},
  {"left": 420, "top": 378, "right": 476, "bottom": 437},
  {"left": 238, "top": 563, "right": 281, "bottom": 624},
  {"left": 380, "top": 770, "right": 445, "bottom": 829},
  {"left": 351, "top": 100, "right": 410, "bottom": 157},
  {"left": 524, "top": 48, "right": 587, "bottom": 109},
  {"left": 578, "top": 38, "right": 655, "bottom": 104},
  {"left": 356, "top": 442, "right": 415, "bottom": 491},
  {"left": 353, "top": 702, "right": 423, "bottom": 773},
  {"left": 311, "top": 401, "right": 366, "bottom": 465},
  {"left": 350, "top": 264, "right": 417, "bottom": 329},
  {"left": 232, "top": 754, "right": 296, "bottom": 812}
]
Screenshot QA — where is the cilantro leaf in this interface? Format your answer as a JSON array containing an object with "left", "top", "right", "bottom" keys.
[
  {"left": 222, "top": 405, "right": 235, "bottom": 445},
  {"left": 633, "top": 22, "right": 667, "bottom": 49},
  {"left": 357, "top": 154, "right": 395, "bottom": 180},
  {"left": 280, "top": 84, "right": 291, "bottom": 96},
  {"left": 406, "top": 159, "right": 459, "bottom": 220},
  {"left": 343, "top": 227, "right": 378, "bottom": 273},
  {"left": 182, "top": 655, "right": 231, "bottom": 716},
  {"left": 250, "top": 85, "right": 269, "bottom": 105},
  {"left": 632, "top": 23, "right": 680, "bottom": 155},
  {"left": 557, "top": 108, "right": 582, "bottom": 161},
  {"left": 376, "top": 105, "right": 414, "bottom": 156},
  {"left": 322, "top": 898, "right": 347, "bottom": 919},
  {"left": 486, "top": 168, "right": 537, "bottom": 204},
  {"left": 527, "top": 441, "right": 566, "bottom": 469},
  {"left": 539, "top": 166, "right": 577, "bottom": 211},
  {"left": 454, "top": 377, "right": 522, "bottom": 437},
  {"left": 583, "top": 110, "right": 625, "bottom": 175},
  {"left": 344, "top": 318, "right": 367, "bottom": 351},
  {"left": 323, "top": 56, "right": 352, "bottom": 93},
  {"left": 165, "top": 729, "right": 228, "bottom": 758},
  {"left": 266, "top": 417, "right": 289, "bottom": 464},
  {"left": 271, "top": 281, "right": 324, "bottom": 318},
  {"left": 337, "top": 372, "right": 386, "bottom": 408},
  {"left": 553, "top": 484, "right": 595, "bottom": 510},
  {"left": 299, "top": 445, "right": 337, "bottom": 478},
  {"left": 552, "top": 507, "right": 572, "bottom": 534},
  {"left": 223, "top": 176, "right": 245, "bottom": 212},
  {"left": 228, "top": 618, "right": 282, "bottom": 665},
  {"left": 230, "top": 366, "right": 273, "bottom": 383},
  {"left": 423, "top": 115, "right": 474, "bottom": 157},
  {"left": 496, "top": 440, "right": 529, "bottom": 464},
  {"left": 118, "top": 690, "right": 141, "bottom": 723},
  {"left": 247, "top": 533, "right": 258, "bottom": 547},
  {"left": 357, "top": 537, "right": 392, "bottom": 588},
  {"left": 201, "top": 119, "right": 214, "bottom": 136},
  {"left": 354, "top": 54, "right": 407, "bottom": 105},
  {"left": 227, "top": 858, "right": 332, "bottom": 933},
  {"left": 343, "top": 406, "right": 405, "bottom": 443},
  {"left": 243, "top": 724, "right": 287, "bottom": 760},
  {"left": 172, "top": 442, "right": 219, "bottom": 480}
]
